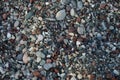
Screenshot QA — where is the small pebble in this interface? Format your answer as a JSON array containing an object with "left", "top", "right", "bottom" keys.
[
  {"left": 43, "top": 63, "right": 53, "bottom": 70},
  {"left": 56, "top": 9, "right": 66, "bottom": 20}
]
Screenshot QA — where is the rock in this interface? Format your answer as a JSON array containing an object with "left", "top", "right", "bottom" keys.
[
  {"left": 70, "top": 8, "right": 75, "bottom": 16},
  {"left": 56, "top": 9, "right": 66, "bottom": 20},
  {"left": 14, "top": 21, "right": 19, "bottom": 27},
  {"left": 43, "top": 63, "right": 53, "bottom": 70},
  {"left": 25, "top": 11, "right": 34, "bottom": 20},
  {"left": 23, "top": 53, "right": 30, "bottom": 63},
  {"left": 32, "top": 71, "right": 41, "bottom": 77},
  {"left": 109, "top": 26, "right": 114, "bottom": 30},
  {"left": 2, "top": 13, "right": 7, "bottom": 20},
  {"left": 71, "top": 76, "right": 77, "bottom": 80},
  {"left": 36, "top": 34, "right": 44, "bottom": 41},
  {"left": 40, "top": 60, "right": 45, "bottom": 65},
  {"left": 36, "top": 57, "right": 41, "bottom": 62},
  {"left": 17, "top": 53, "right": 23, "bottom": 61},
  {"left": 46, "top": 59, "right": 52, "bottom": 63},
  {"left": 77, "top": 74, "right": 82, "bottom": 79},
  {"left": 0, "top": 67, "right": 5, "bottom": 74},
  {"left": 60, "top": 0, "right": 69, "bottom": 5},
  {"left": 77, "top": 26, "right": 85, "bottom": 34},
  {"left": 7, "top": 32, "right": 11, "bottom": 39},
  {"left": 77, "top": 1, "right": 83, "bottom": 10},
  {"left": 36, "top": 52, "right": 45, "bottom": 58},
  {"left": 47, "top": 55, "right": 51, "bottom": 58},
  {"left": 113, "top": 69, "right": 119, "bottom": 75}
]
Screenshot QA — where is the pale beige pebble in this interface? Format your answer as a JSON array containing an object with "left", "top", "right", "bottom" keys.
[
  {"left": 87, "top": 0, "right": 91, "bottom": 2},
  {"left": 81, "top": 19, "right": 85, "bottom": 23},
  {"left": 23, "top": 53, "right": 30, "bottom": 63},
  {"left": 68, "top": 32, "right": 74, "bottom": 36},
  {"left": 38, "top": 17, "right": 43, "bottom": 21},
  {"left": 72, "top": 53, "right": 77, "bottom": 57},
  {"left": 22, "top": 48, "right": 27, "bottom": 53},
  {"left": 20, "top": 40, "right": 27, "bottom": 44},
  {"left": 77, "top": 73, "right": 82, "bottom": 79}
]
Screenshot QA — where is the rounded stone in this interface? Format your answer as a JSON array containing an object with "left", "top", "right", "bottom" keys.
[
  {"left": 23, "top": 53, "right": 30, "bottom": 63},
  {"left": 14, "top": 21, "right": 19, "bottom": 27},
  {"left": 70, "top": 8, "right": 75, "bottom": 16},
  {"left": 77, "top": 74, "right": 82, "bottom": 79},
  {"left": 56, "top": 9, "right": 66, "bottom": 20}
]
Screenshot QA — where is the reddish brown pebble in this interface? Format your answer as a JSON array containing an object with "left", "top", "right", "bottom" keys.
[
  {"left": 89, "top": 74, "right": 95, "bottom": 80},
  {"left": 32, "top": 71, "right": 41, "bottom": 77}
]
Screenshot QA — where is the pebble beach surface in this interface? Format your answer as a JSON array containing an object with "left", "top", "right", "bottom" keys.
[{"left": 0, "top": 0, "right": 120, "bottom": 80}]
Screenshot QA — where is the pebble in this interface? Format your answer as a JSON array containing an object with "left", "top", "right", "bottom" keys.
[
  {"left": 25, "top": 11, "right": 34, "bottom": 20},
  {"left": 77, "top": 73, "right": 82, "bottom": 79},
  {"left": 43, "top": 63, "right": 53, "bottom": 70},
  {"left": 32, "top": 71, "right": 41, "bottom": 77},
  {"left": 40, "top": 60, "right": 45, "bottom": 65},
  {"left": 7, "top": 32, "right": 11, "bottom": 39},
  {"left": 77, "top": 1, "right": 83, "bottom": 10},
  {"left": 56, "top": 9, "right": 66, "bottom": 20},
  {"left": 77, "top": 26, "right": 85, "bottom": 34},
  {"left": 36, "top": 57, "right": 41, "bottom": 62},
  {"left": 14, "top": 21, "right": 19, "bottom": 27},
  {"left": 17, "top": 53, "right": 23, "bottom": 61},
  {"left": 23, "top": 53, "right": 30, "bottom": 63},
  {"left": 70, "top": 8, "right": 75, "bottom": 16},
  {"left": 113, "top": 69, "right": 119, "bottom": 75}
]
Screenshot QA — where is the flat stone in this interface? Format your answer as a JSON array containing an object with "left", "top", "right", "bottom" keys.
[
  {"left": 36, "top": 52, "right": 45, "bottom": 58},
  {"left": 56, "top": 9, "right": 66, "bottom": 20},
  {"left": 77, "top": 1, "right": 83, "bottom": 10},
  {"left": 70, "top": 8, "right": 75, "bottom": 16},
  {"left": 25, "top": 11, "right": 34, "bottom": 20},
  {"left": 77, "top": 26, "right": 85, "bottom": 34},
  {"left": 40, "top": 60, "right": 45, "bottom": 65},
  {"left": 43, "top": 63, "right": 53, "bottom": 70},
  {"left": 23, "top": 53, "right": 30, "bottom": 63},
  {"left": 17, "top": 53, "right": 23, "bottom": 61},
  {"left": 14, "top": 21, "right": 19, "bottom": 27},
  {"left": 113, "top": 69, "right": 119, "bottom": 75},
  {"left": 37, "top": 34, "right": 44, "bottom": 41}
]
